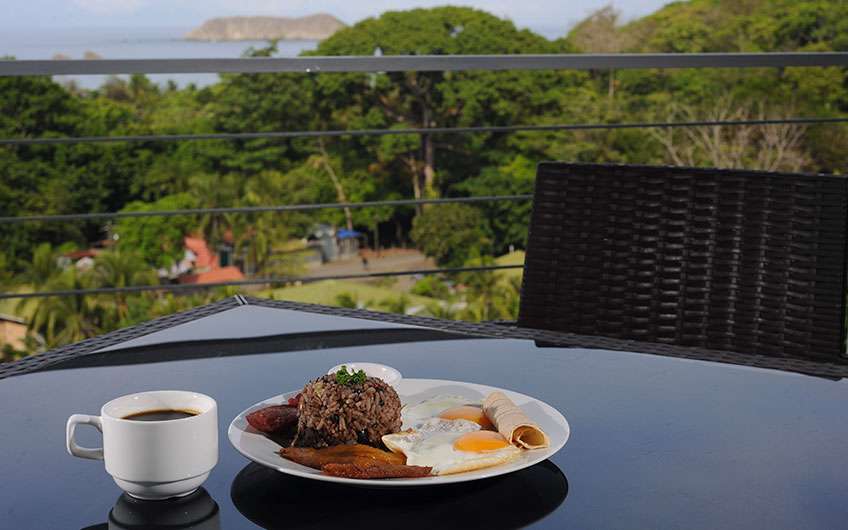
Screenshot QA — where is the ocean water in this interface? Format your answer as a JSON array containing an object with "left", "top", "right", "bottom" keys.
[
  {"left": 0, "top": 24, "right": 566, "bottom": 90},
  {"left": 0, "top": 27, "right": 318, "bottom": 89}
]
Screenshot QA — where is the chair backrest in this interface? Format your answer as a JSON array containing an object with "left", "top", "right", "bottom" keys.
[{"left": 518, "top": 163, "right": 848, "bottom": 360}]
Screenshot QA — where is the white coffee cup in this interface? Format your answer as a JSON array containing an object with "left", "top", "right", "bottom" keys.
[{"left": 66, "top": 390, "right": 218, "bottom": 500}]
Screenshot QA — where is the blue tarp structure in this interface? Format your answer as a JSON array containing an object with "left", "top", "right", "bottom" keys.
[{"left": 337, "top": 229, "right": 363, "bottom": 239}]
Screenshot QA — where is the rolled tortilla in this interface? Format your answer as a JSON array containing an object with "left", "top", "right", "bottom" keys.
[{"left": 483, "top": 391, "right": 550, "bottom": 449}]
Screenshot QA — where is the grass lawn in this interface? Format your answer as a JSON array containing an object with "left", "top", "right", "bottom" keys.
[
  {"left": 263, "top": 279, "right": 436, "bottom": 309},
  {"left": 495, "top": 250, "right": 525, "bottom": 278},
  {"left": 265, "top": 252, "right": 526, "bottom": 309},
  {"left": 0, "top": 286, "right": 35, "bottom": 320}
]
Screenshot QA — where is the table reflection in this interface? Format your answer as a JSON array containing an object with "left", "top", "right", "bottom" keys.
[
  {"left": 81, "top": 487, "right": 220, "bottom": 530},
  {"left": 231, "top": 460, "right": 568, "bottom": 529}
]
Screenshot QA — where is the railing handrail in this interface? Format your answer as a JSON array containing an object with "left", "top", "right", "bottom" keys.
[{"left": 2, "top": 52, "right": 848, "bottom": 77}]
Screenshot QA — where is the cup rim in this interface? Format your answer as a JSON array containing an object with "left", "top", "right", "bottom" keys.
[{"left": 101, "top": 390, "right": 216, "bottom": 424}]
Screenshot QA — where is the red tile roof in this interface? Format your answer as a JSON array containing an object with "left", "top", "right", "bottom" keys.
[
  {"left": 178, "top": 266, "right": 244, "bottom": 285},
  {"left": 184, "top": 236, "right": 218, "bottom": 269},
  {"left": 64, "top": 249, "right": 100, "bottom": 260}
]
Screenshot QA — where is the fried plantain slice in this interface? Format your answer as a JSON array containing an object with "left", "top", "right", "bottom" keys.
[
  {"left": 321, "top": 459, "right": 432, "bottom": 479},
  {"left": 279, "top": 443, "right": 406, "bottom": 469}
]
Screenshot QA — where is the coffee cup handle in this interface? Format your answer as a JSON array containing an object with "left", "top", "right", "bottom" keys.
[{"left": 66, "top": 414, "right": 104, "bottom": 460}]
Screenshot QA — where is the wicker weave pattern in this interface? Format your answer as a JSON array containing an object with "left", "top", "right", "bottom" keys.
[
  {"left": 0, "top": 297, "right": 242, "bottom": 379},
  {"left": 519, "top": 163, "right": 848, "bottom": 360}
]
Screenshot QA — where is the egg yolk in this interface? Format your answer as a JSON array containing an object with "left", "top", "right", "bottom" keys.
[
  {"left": 453, "top": 431, "right": 510, "bottom": 452},
  {"left": 438, "top": 405, "right": 494, "bottom": 430}
]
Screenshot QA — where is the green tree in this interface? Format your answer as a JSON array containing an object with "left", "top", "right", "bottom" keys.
[
  {"left": 310, "top": 6, "right": 567, "bottom": 204},
  {"left": 8, "top": 2, "right": 848, "bottom": 358},
  {"left": 0, "top": 75, "right": 86, "bottom": 266},
  {"left": 0, "top": 254, "right": 12, "bottom": 289},
  {"left": 458, "top": 265, "right": 521, "bottom": 321},
  {"left": 27, "top": 269, "right": 103, "bottom": 348},
  {"left": 15, "top": 242, "right": 65, "bottom": 288},
  {"left": 92, "top": 250, "right": 157, "bottom": 324},
  {"left": 114, "top": 194, "right": 199, "bottom": 269},
  {"left": 232, "top": 169, "right": 311, "bottom": 276},
  {"left": 456, "top": 156, "right": 536, "bottom": 253},
  {"left": 12, "top": 242, "right": 69, "bottom": 327},
  {"left": 205, "top": 43, "right": 314, "bottom": 175},
  {"left": 410, "top": 204, "right": 491, "bottom": 267}
]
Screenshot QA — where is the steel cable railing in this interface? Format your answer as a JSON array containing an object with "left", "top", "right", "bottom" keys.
[
  {"left": 3, "top": 52, "right": 848, "bottom": 299},
  {"left": 0, "top": 195, "right": 531, "bottom": 224},
  {"left": 0, "top": 265, "right": 524, "bottom": 300},
  {"left": 1, "top": 117, "right": 846, "bottom": 146}
]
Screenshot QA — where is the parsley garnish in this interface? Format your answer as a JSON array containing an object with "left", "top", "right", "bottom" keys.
[{"left": 335, "top": 365, "right": 367, "bottom": 385}]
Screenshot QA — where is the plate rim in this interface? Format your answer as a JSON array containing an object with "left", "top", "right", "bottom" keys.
[{"left": 227, "top": 378, "right": 570, "bottom": 487}]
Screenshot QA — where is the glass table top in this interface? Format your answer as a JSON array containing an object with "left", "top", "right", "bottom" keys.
[{"left": 1, "top": 304, "right": 847, "bottom": 529}]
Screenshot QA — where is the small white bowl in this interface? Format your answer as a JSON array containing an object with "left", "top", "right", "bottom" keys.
[{"left": 327, "top": 363, "right": 402, "bottom": 386}]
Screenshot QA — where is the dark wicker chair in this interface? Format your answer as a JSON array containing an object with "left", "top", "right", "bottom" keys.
[{"left": 518, "top": 163, "right": 848, "bottom": 361}]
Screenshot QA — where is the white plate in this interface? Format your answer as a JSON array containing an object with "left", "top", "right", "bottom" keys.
[{"left": 228, "top": 378, "right": 570, "bottom": 487}]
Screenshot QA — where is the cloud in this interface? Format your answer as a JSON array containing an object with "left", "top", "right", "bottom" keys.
[{"left": 73, "top": 0, "right": 145, "bottom": 15}]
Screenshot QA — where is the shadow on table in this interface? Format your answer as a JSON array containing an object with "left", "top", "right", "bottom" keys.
[
  {"left": 231, "top": 460, "right": 568, "bottom": 529},
  {"left": 80, "top": 487, "right": 220, "bottom": 530},
  {"left": 43, "top": 328, "right": 473, "bottom": 375}
]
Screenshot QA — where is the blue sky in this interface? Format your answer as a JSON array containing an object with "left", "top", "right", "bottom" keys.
[{"left": 4, "top": 1, "right": 671, "bottom": 31}]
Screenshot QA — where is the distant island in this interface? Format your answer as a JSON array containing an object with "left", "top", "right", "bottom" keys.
[{"left": 186, "top": 14, "right": 345, "bottom": 41}]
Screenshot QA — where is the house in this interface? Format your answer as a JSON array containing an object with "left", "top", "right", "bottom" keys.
[
  {"left": 306, "top": 224, "right": 363, "bottom": 263},
  {"left": 176, "top": 236, "right": 244, "bottom": 285},
  {"left": 60, "top": 243, "right": 112, "bottom": 270},
  {"left": 61, "top": 235, "right": 245, "bottom": 286}
]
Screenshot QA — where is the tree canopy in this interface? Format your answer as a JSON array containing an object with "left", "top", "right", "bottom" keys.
[{"left": 3, "top": 2, "right": 848, "bottom": 354}]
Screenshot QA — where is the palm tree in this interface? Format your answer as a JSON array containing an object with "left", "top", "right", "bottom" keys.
[
  {"left": 191, "top": 173, "right": 241, "bottom": 250},
  {"left": 92, "top": 250, "right": 157, "bottom": 324},
  {"left": 238, "top": 180, "right": 275, "bottom": 275},
  {"left": 458, "top": 264, "right": 520, "bottom": 322},
  {"left": 17, "top": 243, "right": 63, "bottom": 288},
  {"left": 458, "top": 270, "right": 501, "bottom": 321},
  {"left": 94, "top": 250, "right": 156, "bottom": 287},
  {"left": 28, "top": 269, "right": 103, "bottom": 348},
  {"left": 14, "top": 243, "right": 65, "bottom": 322}
]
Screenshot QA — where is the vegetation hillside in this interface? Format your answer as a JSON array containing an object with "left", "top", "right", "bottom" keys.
[
  {"left": 620, "top": 0, "right": 848, "bottom": 52},
  {"left": 2, "top": 2, "right": 846, "bottom": 357}
]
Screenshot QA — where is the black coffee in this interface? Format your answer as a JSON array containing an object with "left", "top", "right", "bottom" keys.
[{"left": 123, "top": 409, "right": 198, "bottom": 421}]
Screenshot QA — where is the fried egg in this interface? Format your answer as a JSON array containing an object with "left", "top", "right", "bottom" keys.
[
  {"left": 413, "top": 416, "right": 481, "bottom": 434},
  {"left": 402, "top": 395, "right": 494, "bottom": 430},
  {"left": 383, "top": 419, "right": 521, "bottom": 475}
]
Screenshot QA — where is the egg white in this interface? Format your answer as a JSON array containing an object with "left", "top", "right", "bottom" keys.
[
  {"left": 401, "top": 395, "right": 480, "bottom": 430},
  {"left": 383, "top": 417, "right": 521, "bottom": 475}
]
